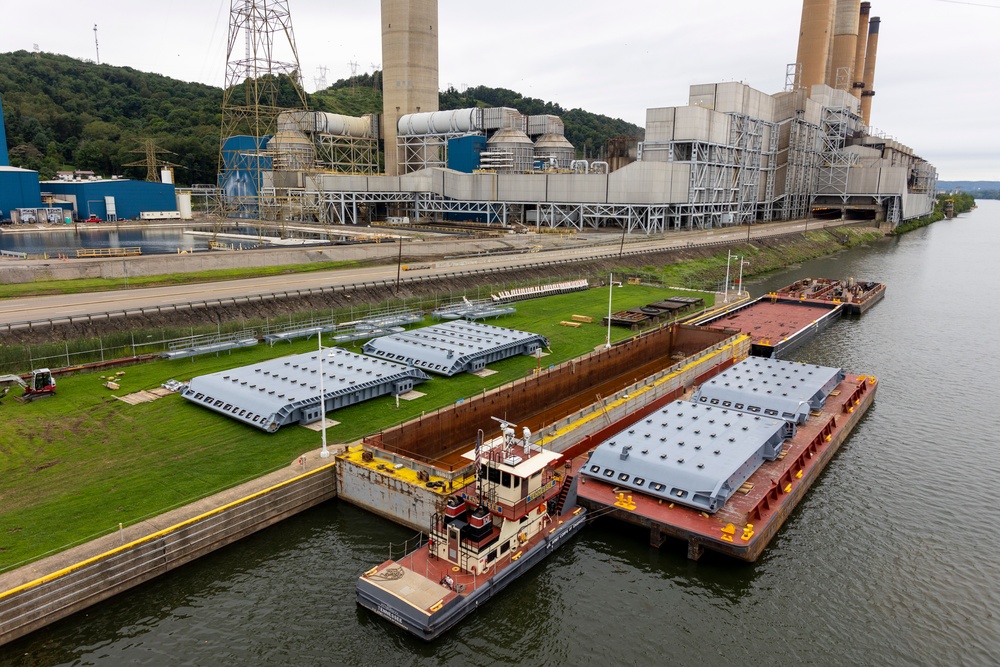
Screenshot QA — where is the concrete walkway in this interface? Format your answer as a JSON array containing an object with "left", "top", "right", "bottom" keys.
[{"left": 0, "top": 444, "right": 348, "bottom": 594}]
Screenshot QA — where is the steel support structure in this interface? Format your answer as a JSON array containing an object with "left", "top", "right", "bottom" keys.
[
  {"left": 314, "top": 134, "right": 378, "bottom": 174},
  {"left": 782, "top": 114, "right": 822, "bottom": 221},
  {"left": 218, "top": 0, "right": 308, "bottom": 220},
  {"left": 817, "top": 106, "right": 861, "bottom": 200},
  {"left": 398, "top": 132, "right": 482, "bottom": 173}
]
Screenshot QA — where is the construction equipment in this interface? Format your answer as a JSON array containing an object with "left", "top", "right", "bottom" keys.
[{"left": 0, "top": 369, "right": 57, "bottom": 403}]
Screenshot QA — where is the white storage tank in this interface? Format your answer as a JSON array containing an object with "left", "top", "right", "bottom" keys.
[
  {"left": 176, "top": 192, "right": 193, "bottom": 220},
  {"left": 533, "top": 134, "right": 575, "bottom": 170},
  {"left": 397, "top": 108, "right": 482, "bottom": 136},
  {"left": 267, "top": 130, "right": 315, "bottom": 171},
  {"left": 483, "top": 128, "right": 534, "bottom": 173}
]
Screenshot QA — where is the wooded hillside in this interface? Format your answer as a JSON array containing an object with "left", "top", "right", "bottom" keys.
[{"left": 1, "top": 51, "right": 644, "bottom": 184}]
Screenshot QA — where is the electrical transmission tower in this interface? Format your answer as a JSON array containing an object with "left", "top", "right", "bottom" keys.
[
  {"left": 314, "top": 65, "right": 329, "bottom": 91},
  {"left": 218, "top": 0, "right": 309, "bottom": 220},
  {"left": 124, "top": 139, "right": 182, "bottom": 182}
]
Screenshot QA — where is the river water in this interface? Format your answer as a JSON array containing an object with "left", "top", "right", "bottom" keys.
[
  {"left": 4, "top": 202, "right": 999, "bottom": 666},
  {"left": 0, "top": 225, "right": 331, "bottom": 256}
]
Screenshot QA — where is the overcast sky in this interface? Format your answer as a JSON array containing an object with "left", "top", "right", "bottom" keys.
[{"left": 4, "top": 0, "right": 997, "bottom": 180}]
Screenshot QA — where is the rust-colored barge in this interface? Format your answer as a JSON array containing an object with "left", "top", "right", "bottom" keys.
[
  {"left": 572, "top": 364, "right": 877, "bottom": 562},
  {"left": 775, "top": 278, "right": 886, "bottom": 316}
]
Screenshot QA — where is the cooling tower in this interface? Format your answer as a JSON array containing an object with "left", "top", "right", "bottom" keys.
[
  {"left": 860, "top": 16, "right": 881, "bottom": 125},
  {"left": 795, "top": 0, "right": 836, "bottom": 91},
  {"left": 851, "top": 2, "right": 871, "bottom": 98},
  {"left": 826, "top": 0, "right": 861, "bottom": 90},
  {"left": 381, "top": 0, "right": 439, "bottom": 176}
]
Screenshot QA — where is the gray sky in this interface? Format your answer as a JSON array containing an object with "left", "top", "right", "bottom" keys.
[{"left": 4, "top": 0, "right": 997, "bottom": 180}]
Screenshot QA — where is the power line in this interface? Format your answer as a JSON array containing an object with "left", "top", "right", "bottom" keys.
[{"left": 934, "top": 0, "right": 1000, "bottom": 8}]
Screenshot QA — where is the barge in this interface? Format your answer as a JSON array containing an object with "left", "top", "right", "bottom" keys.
[
  {"left": 573, "top": 357, "right": 877, "bottom": 561},
  {"left": 356, "top": 421, "right": 586, "bottom": 640},
  {"left": 774, "top": 278, "right": 885, "bottom": 316},
  {"left": 695, "top": 295, "right": 843, "bottom": 358}
]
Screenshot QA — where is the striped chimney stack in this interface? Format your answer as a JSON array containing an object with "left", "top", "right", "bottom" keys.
[
  {"left": 826, "top": 0, "right": 861, "bottom": 91},
  {"left": 860, "top": 16, "right": 881, "bottom": 126},
  {"left": 851, "top": 2, "right": 872, "bottom": 98}
]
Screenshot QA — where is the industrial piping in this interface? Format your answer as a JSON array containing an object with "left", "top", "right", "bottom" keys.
[
  {"left": 851, "top": 2, "right": 871, "bottom": 98},
  {"left": 860, "top": 16, "right": 881, "bottom": 125}
]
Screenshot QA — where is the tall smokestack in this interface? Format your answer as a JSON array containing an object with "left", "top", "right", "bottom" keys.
[
  {"left": 381, "top": 0, "right": 439, "bottom": 176},
  {"left": 860, "top": 16, "right": 881, "bottom": 125},
  {"left": 851, "top": 2, "right": 871, "bottom": 98},
  {"left": 795, "top": 0, "right": 836, "bottom": 92},
  {"left": 827, "top": 0, "right": 861, "bottom": 90}
]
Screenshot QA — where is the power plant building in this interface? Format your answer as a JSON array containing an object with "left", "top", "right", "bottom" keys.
[{"left": 224, "top": 0, "right": 936, "bottom": 233}]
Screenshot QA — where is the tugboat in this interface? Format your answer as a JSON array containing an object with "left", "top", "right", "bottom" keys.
[{"left": 356, "top": 419, "right": 587, "bottom": 640}]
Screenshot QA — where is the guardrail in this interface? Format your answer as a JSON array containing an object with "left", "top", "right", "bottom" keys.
[
  {"left": 0, "top": 250, "right": 28, "bottom": 259},
  {"left": 0, "top": 222, "right": 860, "bottom": 333},
  {"left": 76, "top": 247, "right": 142, "bottom": 258}
]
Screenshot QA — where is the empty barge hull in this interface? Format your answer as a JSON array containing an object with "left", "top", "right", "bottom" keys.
[
  {"left": 697, "top": 297, "right": 843, "bottom": 358},
  {"left": 573, "top": 373, "right": 878, "bottom": 562}
]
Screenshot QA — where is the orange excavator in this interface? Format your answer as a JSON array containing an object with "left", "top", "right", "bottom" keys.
[{"left": 0, "top": 369, "right": 57, "bottom": 403}]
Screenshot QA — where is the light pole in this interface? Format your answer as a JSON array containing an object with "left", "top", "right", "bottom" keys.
[
  {"left": 737, "top": 257, "right": 750, "bottom": 298},
  {"left": 605, "top": 272, "right": 615, "bottom": 349},
  {"left": 723, "top": 250, "right": 732, "bottom": 303},
  {"left": 318, "top": 332, "right": 329, "bottom": 459},
  {"left": 395, "top": 235, "right": 403, "bottom": 293}
]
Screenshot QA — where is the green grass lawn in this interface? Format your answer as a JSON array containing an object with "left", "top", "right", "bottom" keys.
[{"left": 0, "top": 283, "right": 711, "bottom": 570}]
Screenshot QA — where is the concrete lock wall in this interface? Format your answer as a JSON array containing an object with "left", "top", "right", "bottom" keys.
[
  {"left": 337, "top": 460, "right": 443, "bottom": 532},
  {"left": 0, "top": 465, "right": 337, "bottom": 647}
]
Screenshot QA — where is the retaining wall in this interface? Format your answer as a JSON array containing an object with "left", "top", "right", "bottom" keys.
[{"left": 0, "top": 463, "right": 337, "bottom": 647}]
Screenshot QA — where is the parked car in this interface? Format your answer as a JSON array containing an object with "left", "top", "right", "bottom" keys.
[{"left": 86, "top": 214, "right": 103, "bottom": 223}]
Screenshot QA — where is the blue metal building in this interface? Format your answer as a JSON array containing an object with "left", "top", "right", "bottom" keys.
[
  {"left": 446, "top": 135, "right": 485, "bottom": 173},
  {"left": 40, "top": 179, "right": 176, "bottom": 221},
  {"left": 0, "top": 167, "right": 43, "bottom": 221}
]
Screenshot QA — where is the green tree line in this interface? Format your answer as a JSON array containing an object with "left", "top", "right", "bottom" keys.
[{"left": 1, "top": 51, "right": 643, "bottom": 184}]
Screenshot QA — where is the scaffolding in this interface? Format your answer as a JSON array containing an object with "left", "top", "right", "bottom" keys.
[
  {"left": 782, "top": 114, "right": 822, "bottom": 221},
  {"left": 817, "top": 106, "right": 861, "bottom": 199},
  {"left": 398, "top": 132, "right": 480, "bottom": 173}
]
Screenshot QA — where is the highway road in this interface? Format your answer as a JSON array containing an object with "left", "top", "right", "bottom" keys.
[{"left": 0, "top": 218, "right": 842, "bottom": 328}]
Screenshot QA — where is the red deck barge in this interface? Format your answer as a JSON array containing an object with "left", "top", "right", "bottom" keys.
[
  {"left": 774, "top": 278, "right": 886, "bottom": 316},
  {"left": 572, "top": 373, "right": 877, "bottom": 561},
  {"left": 696, "top": 297, "right": 843, "bottom": 358}
]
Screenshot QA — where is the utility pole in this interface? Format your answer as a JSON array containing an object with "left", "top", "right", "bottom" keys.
[
  {"left": 724, "top": 250, "right": 732, "bottom": 303},
  {"left": 93, "top": 24, "right": 100, "bottom": 65}
]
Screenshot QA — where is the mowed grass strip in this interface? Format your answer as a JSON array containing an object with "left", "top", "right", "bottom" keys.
[
  {"left": 0, "top": 283, "right": 710, "bottom": 569},
  {"left": 0, "top": 260, "right": 360, "bottom": 300}
]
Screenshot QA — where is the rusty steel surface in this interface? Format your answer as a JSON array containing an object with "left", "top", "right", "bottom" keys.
[{"left": 365, "top": 325, "right": 736, "bottom": 464}]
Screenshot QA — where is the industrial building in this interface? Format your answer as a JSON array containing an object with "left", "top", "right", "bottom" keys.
[
  {"left": 181, "top": 346, "right": 430, "bottom": 433},
  {"left": 40, "top": 178, "right": 177, "bottom": 221},
  {"left": 1, "top": 92, "right": 181, "bottom": 223},
  {"left": 0, "top": 94, "right": 44, "bottom": 222},
  {"left": 222, "top": 0, "right": 936, "bottom": 234},
  {"left": 361, "top": 320, "right": 549, "bottom": 377}
]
